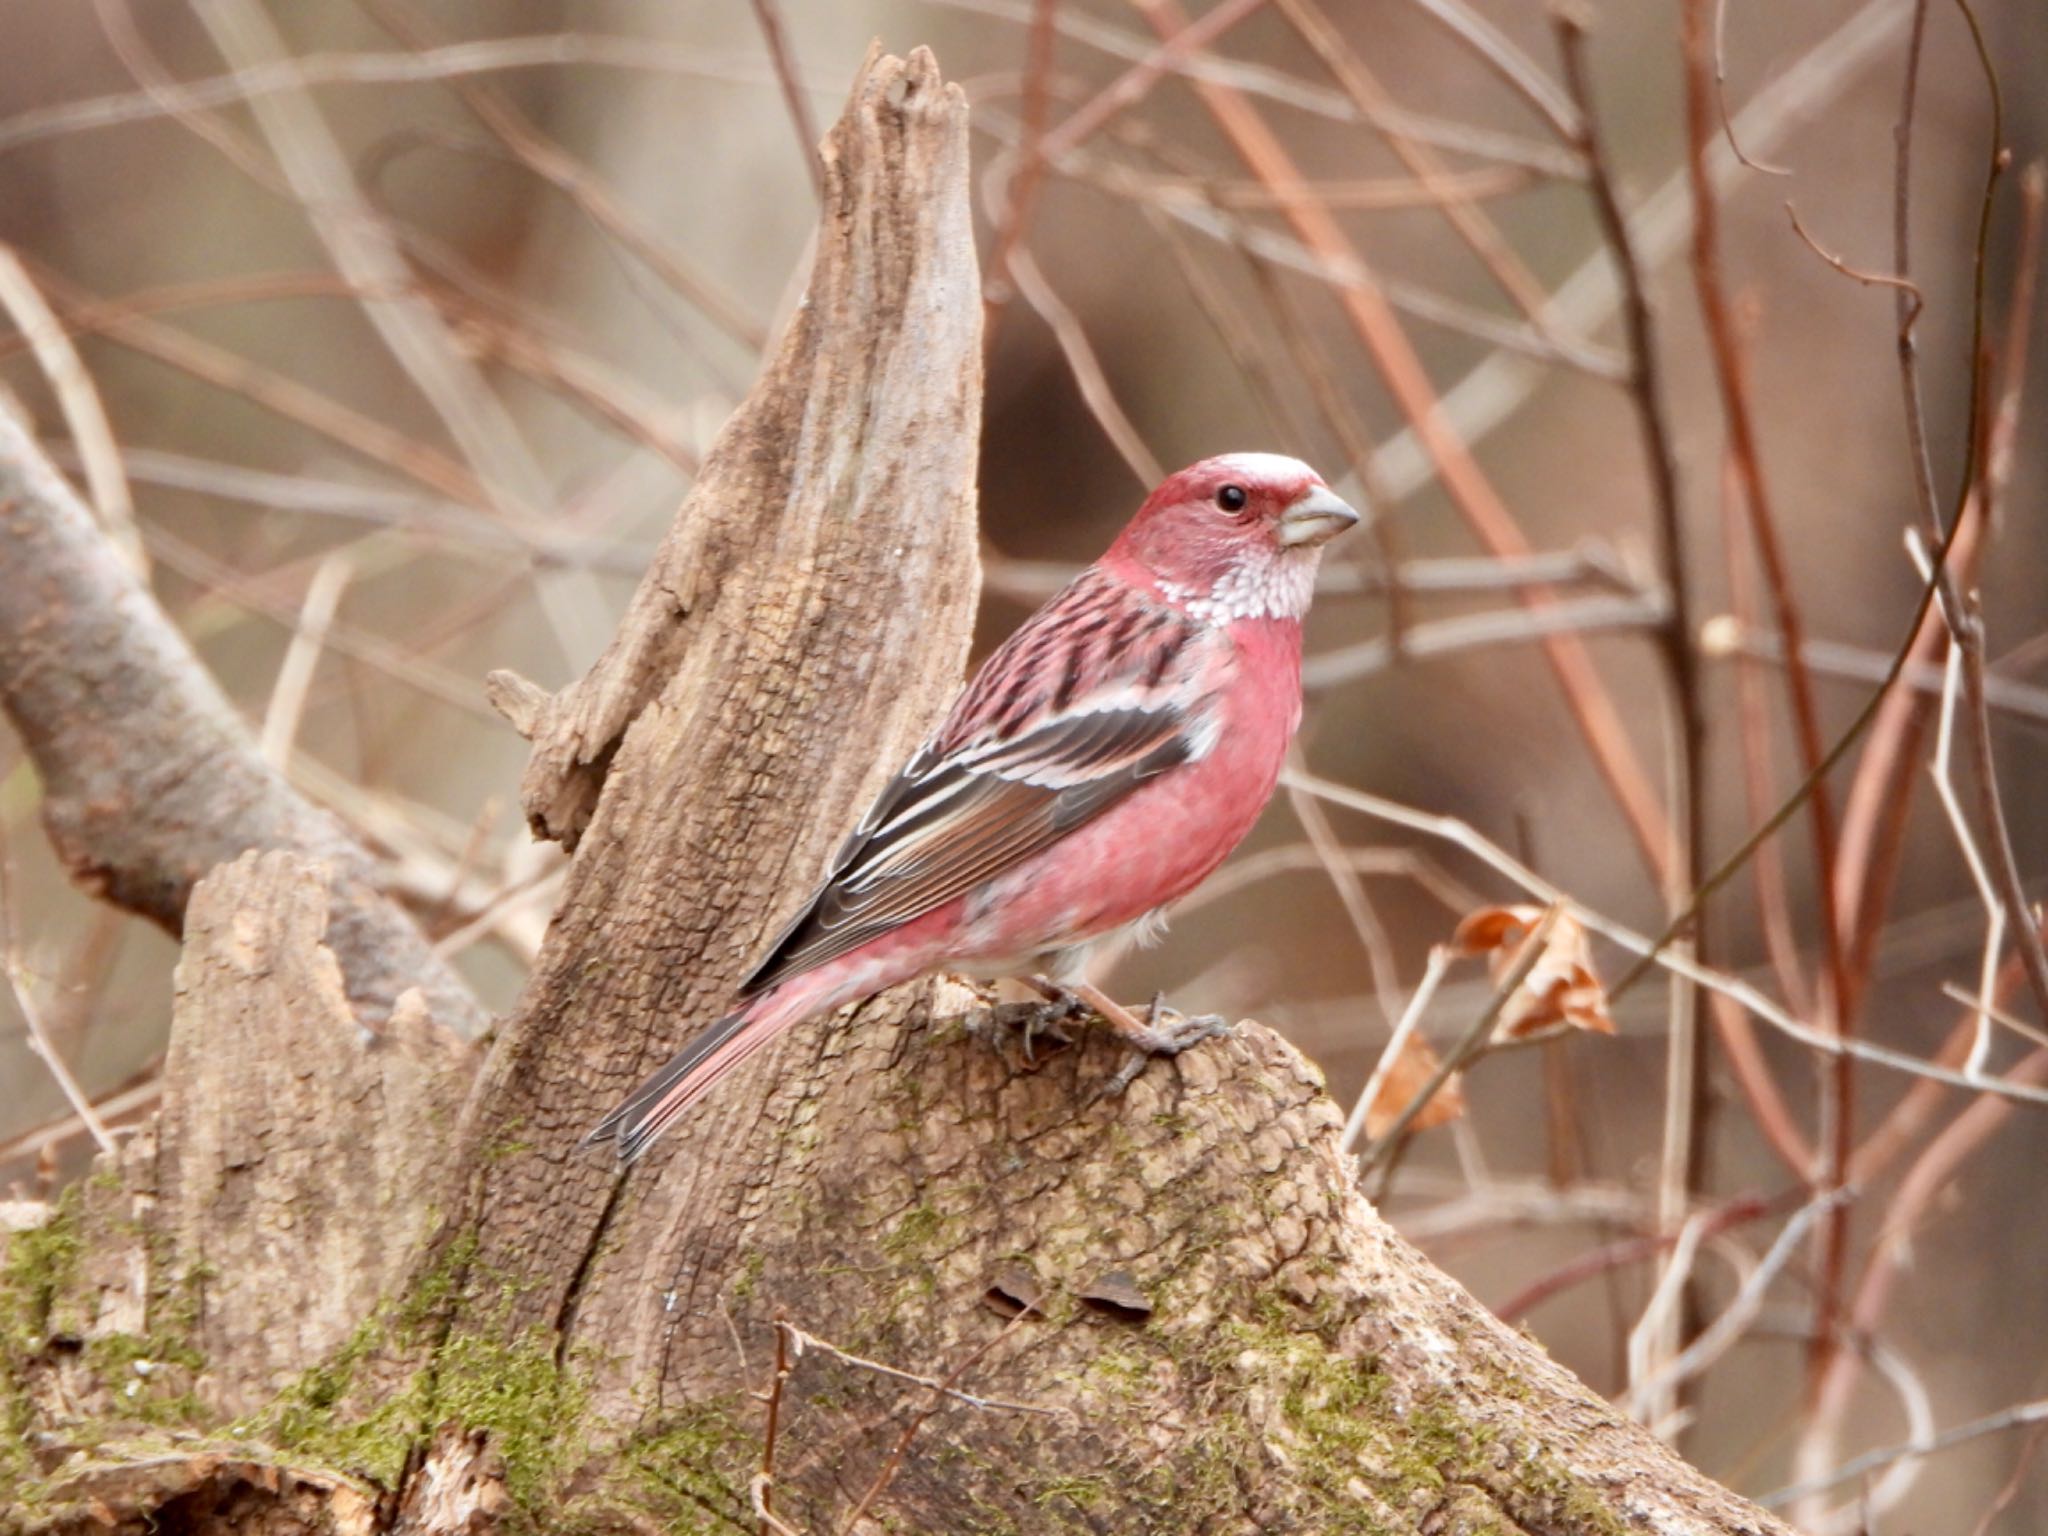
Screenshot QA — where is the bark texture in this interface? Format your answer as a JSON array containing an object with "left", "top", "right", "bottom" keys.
[{"left": 3, "top": 46, "right": 1792, "bottom": 1536}]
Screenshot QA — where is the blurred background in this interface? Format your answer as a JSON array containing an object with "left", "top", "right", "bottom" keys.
[{"left": 2, "top": 0, "right": 2044, "bottom": 1528}]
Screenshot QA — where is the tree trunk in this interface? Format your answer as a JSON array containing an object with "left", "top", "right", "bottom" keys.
[{"left": 2, "top": 47, "right": 1791, "bottom": 1536}]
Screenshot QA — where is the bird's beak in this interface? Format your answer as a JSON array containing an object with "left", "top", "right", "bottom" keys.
[{"left": 1277, "top": 485, "right": 1360, "bottom": 547}]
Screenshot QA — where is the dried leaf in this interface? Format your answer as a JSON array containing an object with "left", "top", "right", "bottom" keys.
[
  {"left": 1363, "top": 1030, "right": 1467, "bottom": 1140},
  {"left": 1453, "top": 905, "right": 1615, "bottom": 1039}
]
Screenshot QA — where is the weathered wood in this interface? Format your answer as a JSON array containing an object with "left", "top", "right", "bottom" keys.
[{"left": 155, "top": 851, "right": 469, "bottom": 1414}]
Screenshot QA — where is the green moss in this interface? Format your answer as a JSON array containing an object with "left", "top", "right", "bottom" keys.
[
  {"left": 1032, "top": 1472, "right": 1114, "bottom": 1514},
  {"left": 728, "top": 1248, "right": 766, "bottom": 1303},
  {"left": 251, "top": 1229, "right": 594, "bottom": 1521},
  {"left": 84, "top": 1330, "right": 207, "bottom": 1429},
  {"left": 3, "top": 1195, "right": 84, "bottom": 1503},
  {"left": 397, "top": 1227, "right": 480, "bottom": 1328},
  {"left": 877, "top": 1203, "right": 952, "bottom": 1269},
  {"left": 0, "top": 1193, "right": 81, "bottom": 1355},
  {"left": 434, "top": 1328, "right": 588, "bottom": 1509},
  {"left": 612, "top": 1398, "right": 754, "bottom": 1534},
  {"left": 252, "top": 1313, "right": 420, "bottom": 1487},
  {"left": 1109, "top": 1291, "right": 1627, "bottom": 1536}
]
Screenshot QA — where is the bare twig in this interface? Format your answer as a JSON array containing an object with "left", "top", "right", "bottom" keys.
[
  {"left": 189, "top": 0, "right": 557, "bottom": 540},
  {"left": 834, "top": 1312, "right": 1040, "bottom": 1535},
  {"left": 1710, "top": 0, "right": 1791, "bottom": 175},
  {"left": 1495, "top": 1192, "right": 1781, "bottom": 1323},
  {"left": 1966, "top": 1418, "right": 2048, "bottom": 1536},
  {"left": 1796, "top": 1044, "right": 2048, "bottom": 1513},
  {"left": 1394, "top": 0, "right": 1580, "bottom": 142},
  {"left": 1776, "top": 1396, "right": 2048, "bottom": 1508},
  {"left": 1553, "top": 16, "right": 1712, "bottom": 1407},
  {"left": 259, "top": 553, "right": 355, "bottom": 769},
  {"left": 1627, "top": 1188, "right": 1857, "bottom": 1416},
  {"left": 941, "top": 0, "right": 1585, "bottom": 175},
  {"left": 0, "top": 832, "right": 116, "bottom": 1156},
  {"left": 748, "top": 0, "right": 825, "bottom": 200},
  {"left": 359, "top": 0, "right": 766, "bottom": 356},
  {"left": 0, "top": 247, "right": 141, "bottom": 575},
  {"left": 1301, "top": 592, "right": 1669, "bottom": 691},
  {"left": 1133, "top": 0, "right": 1670, "bottom": 877},
  {"left": 1927, "top": 625, "right": 2005, "bottom": 1078},
  {"left": 776, "top": 1322, "right": 1055, "bottom": 1417},
  {"left": 757, "top": 1314, "right": 795, "bottom": 1536},
  {"left": 1371, "top": 0, "right": 1913, "bottom": 507},
  {"left": 1881, "top": 0, "right": 2048, "bottom": 1035},
  {"left": 1286, "top": 759, "right": 1407, "bottom": 1029},
  {"left": 1003, "top": 248, "right": 1161, "bottom": 485},
  {"left": 980, "top": 0, "right": 1059, "bottom": 342},
  {"left": 1704, "top": 616, "right": 2048, "bottom": 726},
  {"left": 1342, "top": 944, "right": 1454, "bottom": 1156},
  {"left": 1715, "top": 487, "right": 1815, "bottom": 1021},
  {"left": 1359, "top": 909, "right": 1560, "bottom": 1172},
  {"left": 1280, "top": 0, "right": 1574, "bottom": 341}
]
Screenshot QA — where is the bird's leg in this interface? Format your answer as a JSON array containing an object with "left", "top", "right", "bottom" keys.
[{"left": 1057, "top": 981, "right": 1234, "bottom": 1094}]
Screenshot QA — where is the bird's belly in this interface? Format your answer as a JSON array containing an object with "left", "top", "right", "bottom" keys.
[{"left": 954, "top": 700, "right": 1289, "bottom": 966}]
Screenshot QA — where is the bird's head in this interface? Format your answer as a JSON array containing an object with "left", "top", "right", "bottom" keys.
[{"left": 1105, "top": 453, "right": 1358, "bottom": 623}]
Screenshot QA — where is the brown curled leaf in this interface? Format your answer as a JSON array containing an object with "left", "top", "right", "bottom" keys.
[
  {"left": 1364, "top": 1028, "right": 1467, "bottom": 1141},
  {"left": 1454, "top": 904, "right": 1615, "bottom": 1039}
]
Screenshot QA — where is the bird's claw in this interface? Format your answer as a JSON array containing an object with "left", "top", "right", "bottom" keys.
[
  {"left": 1100, "top": 993, "right": 1234, "bottom": 1095},
  {"left": 969, "top": 996, "right": 1081, "bottom": 1067}
]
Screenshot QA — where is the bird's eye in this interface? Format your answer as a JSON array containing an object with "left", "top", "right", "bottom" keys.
[{"left": 1216, "top": 484, "right": 1249, "bottom": 514}]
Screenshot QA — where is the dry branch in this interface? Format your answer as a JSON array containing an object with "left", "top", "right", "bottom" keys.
[{"left": 0, "top": 407, "right": 484, "bottom": 1036}]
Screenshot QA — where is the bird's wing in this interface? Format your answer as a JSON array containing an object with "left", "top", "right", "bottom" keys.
[{"left": 743, "top": 572, "right": 1216, "bottom": 995}]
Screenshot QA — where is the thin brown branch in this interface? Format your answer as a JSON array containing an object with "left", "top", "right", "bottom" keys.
[
  {"left": 1554, "top": 13, "right": 1714, "bottom": 1316},
  {"left": 980, "top": 0, "right": 1059, "bottom": 347},
  {"left": 1359, "top": 907, "right": 1561, "bottom": 1172},
  {"left": 15, "top": 261, "right": 487, "bottom": 506},
  {"left": 1680, "top": 0, "right": 1855, "bottom": 1384},
  {"left": 1880, "top": 0, "right": 2048, "bottom": 1034},
  {"left": 1797, "top": 1049, "right": 2048, "bottom": 1510},
  {"left": 1394, "top": 0, "right": 1580, "bottom": 143},
  {"left": 359, "top": 0, "right": 766, "bottom": 356},
  {"left": 1289, "top": 769, "right": 2048, "bottom": 1111},
  {"left": 834, "top": 1312, "right": 1035, "bottom": 1535},
  {"left": 1710, "top": 0, "right": 1791, "bottom": 176},
  {"left": 1237, "top": 253, "right": 1410, "bottom": 641},
  {"left": 1280, "top": 0, "right": 1572, "bottom": 339},
  {"left": 1495, "top": 1192, "right": 1782, "bottom": 1324},
  {"left": 1718, "top": 468, "right": 1815, "bottom": 1022},
  {"left": 748, "top": 0, "right": 825, "bottom": 200},
  {"left": 758, "top": 1313, "right": 794, "bottom": 1536}
]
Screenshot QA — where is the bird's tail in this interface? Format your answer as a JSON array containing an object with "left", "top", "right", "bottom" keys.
[{"left": 584, "top": 977, "right": 833, "bottom": 1163}]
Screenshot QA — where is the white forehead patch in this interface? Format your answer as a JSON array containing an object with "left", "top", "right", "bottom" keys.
[{"left": 1208, "top": 451, "right": 1318, "bottom": 486}]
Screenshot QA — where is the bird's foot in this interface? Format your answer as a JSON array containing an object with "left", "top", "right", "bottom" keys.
[
  {"left": 967, "top": 993, "right": 1083, "bottom": 1067},
  {"left": 1025, "top": 980, "right": 1234, "bottom": 1094},
  {"left": 1100, "top": 992, "right": 1234, "bottom": 1094},
  {"left": 1121, "top": 992, "right": 1235, "bottom": 1055}
]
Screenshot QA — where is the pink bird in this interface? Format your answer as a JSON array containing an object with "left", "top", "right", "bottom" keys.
[{"left": 589, "top": 454, "right": 1357, "bottom": 1161}]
